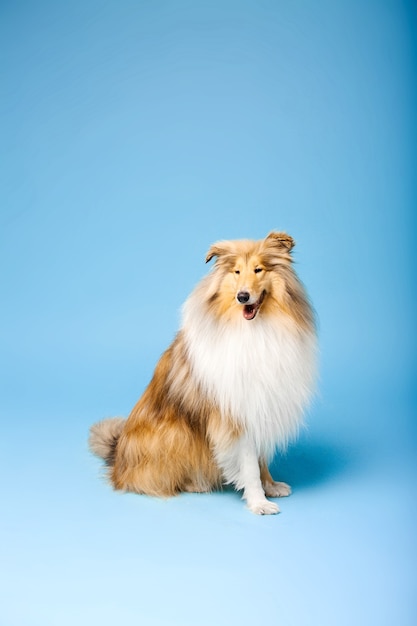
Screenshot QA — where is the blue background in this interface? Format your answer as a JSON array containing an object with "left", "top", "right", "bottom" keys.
[{"left": 1, "top": 1, "right": 416, "bottom": 624}]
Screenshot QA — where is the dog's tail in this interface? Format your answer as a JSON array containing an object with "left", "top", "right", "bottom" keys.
[{"left": 89, "top": 417, "right": 125, "bottom": 466}]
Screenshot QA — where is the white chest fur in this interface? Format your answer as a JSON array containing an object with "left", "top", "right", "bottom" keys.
[{"left": 182, "top": 299, "right": 317, "bottom": 458}]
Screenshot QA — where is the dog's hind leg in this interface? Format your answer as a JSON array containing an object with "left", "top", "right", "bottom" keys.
[{"left": 260, "top": 460, "right": 291, "bottom": 498}]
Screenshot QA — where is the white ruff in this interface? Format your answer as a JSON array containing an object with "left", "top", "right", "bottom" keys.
[{"left": 182, "top": 296, "right": 317, "bottom": 458}]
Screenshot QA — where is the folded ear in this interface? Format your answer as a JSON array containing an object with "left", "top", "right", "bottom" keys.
[
  {"left": 205, "top": 242, "right": 233, "bottom": 263},
  {"left": 264, "top": 231, "right": 295, "bottom": 253}
]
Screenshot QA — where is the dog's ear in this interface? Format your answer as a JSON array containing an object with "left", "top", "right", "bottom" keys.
[
  {"left": 205, "top": 242, "right": 232, "bottom": 263},
  {"left": 261, "top": 231, "right": 295, "bottom": 265},
  {"left": 264, "top": 231, "right": 295, "bottom": 252}
]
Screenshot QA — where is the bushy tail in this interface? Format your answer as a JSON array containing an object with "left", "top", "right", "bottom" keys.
[{"left": 89, "top": 417, "right": 125, "bottom": 466}]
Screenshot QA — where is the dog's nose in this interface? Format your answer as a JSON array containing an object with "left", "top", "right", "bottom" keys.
[{"left": 237, "top": 291, "right": 250, "bottom": 304}]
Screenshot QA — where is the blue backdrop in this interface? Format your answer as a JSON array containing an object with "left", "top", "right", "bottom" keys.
[{"left": 1, "top": 1, "right": 416, "bottom": 625}]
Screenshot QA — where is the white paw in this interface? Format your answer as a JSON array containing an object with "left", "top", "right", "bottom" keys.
[
  {"left": 248, "top": 499, "right": 280, "bottom": 515},
  {"left": 263, "top": 481, "right": 292, "bottom": 498}
]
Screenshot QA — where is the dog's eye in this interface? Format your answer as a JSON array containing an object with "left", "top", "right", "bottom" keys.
[
  {"left": 254, "top": 268, "right": 263, "bottom": 274},
  {"left": 234, "top": 270, "right": 240, "bottom": 275}
]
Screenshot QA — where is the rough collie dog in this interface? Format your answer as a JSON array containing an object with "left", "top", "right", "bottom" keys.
[{"left": 89, "top": 232, "right": 316, "bottom": 514}]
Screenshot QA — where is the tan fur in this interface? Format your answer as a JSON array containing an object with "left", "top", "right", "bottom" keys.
[
  {"left": 204, "top": 232, "right": 313, "bottom": 328},
  {"left": 110, "top": 338, "right": 224, "bottom": 496},
  {"left": 89, "top": 231, "right": 316, "bottom": 506},
  {"left": 88, "top": 418, "right": 125, "bottom": 464}
]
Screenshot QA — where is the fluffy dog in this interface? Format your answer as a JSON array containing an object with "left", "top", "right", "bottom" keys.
[{"left": 89, "top": 232, "right": 317, "bottom": 514}]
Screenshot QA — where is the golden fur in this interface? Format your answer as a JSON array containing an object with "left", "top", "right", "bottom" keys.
[{"left": 89, "top": 232, "right": 316, "bottom": 514}]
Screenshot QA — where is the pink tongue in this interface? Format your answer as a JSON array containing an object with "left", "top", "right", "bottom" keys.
[{"left": 243, "top": 304, "right": 256, "bottom": 320}]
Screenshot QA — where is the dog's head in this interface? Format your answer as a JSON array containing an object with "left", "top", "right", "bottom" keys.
[{"left": 205, "top": 232, "right": 295, "bottom": 321}]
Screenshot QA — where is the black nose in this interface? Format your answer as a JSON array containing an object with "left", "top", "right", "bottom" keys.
[{"left": 237, "top": 291, "right": 250, "bottom": 304}]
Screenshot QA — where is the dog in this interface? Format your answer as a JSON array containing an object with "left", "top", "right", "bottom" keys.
[{"left": 89, "top": 231, "right": 317, "bottom": 514}]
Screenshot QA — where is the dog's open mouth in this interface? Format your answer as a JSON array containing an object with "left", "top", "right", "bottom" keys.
[{"left": 243, "top": 291, "right": 266, "bottom": 321}]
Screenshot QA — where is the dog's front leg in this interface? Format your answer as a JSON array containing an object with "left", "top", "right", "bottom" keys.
[
  {"left": 238, "top": 438, "right": 280, "bottom": 515},
  {"left": 216, "top": 435, "right": 280, "bottom": 515}
]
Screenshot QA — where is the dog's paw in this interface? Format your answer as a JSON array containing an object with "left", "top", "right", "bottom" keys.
[
  {"left": 263, "top": 481, "right": 292, "bottom": 498},
  {"left": 248, "top": 499, "right": 280, "bottom": 515}
]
